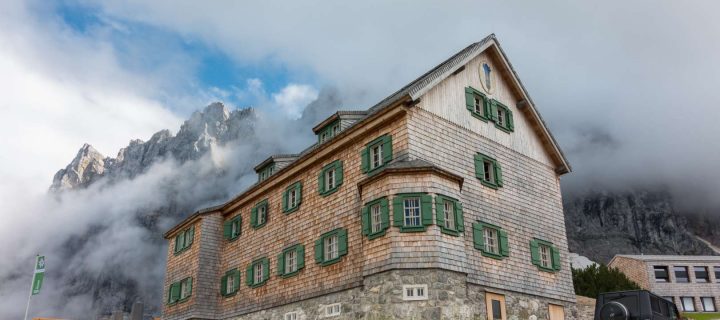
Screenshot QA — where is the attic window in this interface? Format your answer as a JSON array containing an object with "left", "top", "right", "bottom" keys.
[
  {"left": 491, "top": 100, "right": 514, "bottom": 132},
  {"left": 465, "top": 87, "right": 490, "bottom": 121},
  {"left": 258, "top": 164, "right": 275, "bottom": 182},
  {"left": 318, "top": 120, "right": 341, "bottom": 144}
]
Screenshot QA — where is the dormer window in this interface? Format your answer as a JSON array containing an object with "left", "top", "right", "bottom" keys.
[
  {"left": 258, "top": 164, "right": 275, "bottom": 182},
  {"left": 317, "top": 120, "right": 341, "bottom": 144}
]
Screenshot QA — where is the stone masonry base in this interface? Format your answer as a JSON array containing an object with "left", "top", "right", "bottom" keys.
[{"left": 226, "top": 269, "right": 577, "bottom": 320}]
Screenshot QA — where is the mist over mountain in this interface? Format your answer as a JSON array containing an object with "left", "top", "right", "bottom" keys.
[{"left": 2, "top": 86, "right": 717, "bottom": 319}]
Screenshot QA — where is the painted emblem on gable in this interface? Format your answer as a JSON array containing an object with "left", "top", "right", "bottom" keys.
[{"left": 478, "top": 61, "right": 495, "bottom": 94}]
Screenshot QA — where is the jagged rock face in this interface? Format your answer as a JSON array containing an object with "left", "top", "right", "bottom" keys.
[
  {"left": 50, "top": 103, "right": 256, "bottom": 191},
  {"left": 563, "top": 190, "right": 715, "bottom": 263}
]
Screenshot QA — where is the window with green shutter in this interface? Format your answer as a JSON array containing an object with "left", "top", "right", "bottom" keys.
[
  {"left": 277, "top": 244, "right": 305, "bottom": 278},
  {"left": 360, "top": 134, "right": 393, "bottom": 175},
  {"left": 258, "top": 163, "right": 275, "bottom": 182},
  {"left": 318, "top": 160, "right": 344, "bottom": 196},
  {"left": 529, "top": 238, "right": 561, "bottom": 272},
  {"left": 474, "top": 153, "right": 503, "bottom": 189},
  {"left": 314, "top": 228, "right": 348, "bottom": 266},
  {"left": 251, "top": 199, "right": 269, "bottom": 229},
  {"left": 361, "top": 197, "right": 390, "bottom": 239},
  {"left": 435, "top": 195, "right": 464, "bottom": 236},
  {"left": 490, "top": 100, "right": 514, "bottom": 132},
  {"left": 223, "top": 215, "right": 242, "bottom": 241},
  {"left": 220, "top": 268, "right": 240, "bottom": 297},
  {"left": 246, "top": 257, "right": 270, "bottom": 288},
  {"left": 167, "top": 277, "right": 192, "bottom": 305},
  {"left": 317, "top": 119, "right": 341, "bottom": 144},
  {"left": 465, "top": 86, "right": 491, "bottom": 121},
  {"left": 282, "top": 181, "right": 303, "bottom": 214},
  {"left": 173, "top": 225, "right": 195, "bottom": 255},
  {"left": 472, "top": 221, "right": 510, "bottom": 259},
  {"left": 392, "top": 193, "right": 433, "bottom": 232}
]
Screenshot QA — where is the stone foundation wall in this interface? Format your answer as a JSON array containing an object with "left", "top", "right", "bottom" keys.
[{"left": 231, "top": 269, "right": 577, "bottom": 320}]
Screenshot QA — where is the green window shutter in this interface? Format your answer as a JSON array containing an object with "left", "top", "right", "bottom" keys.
[
  {"left": 465, "top": 87, "right": 475, "bottom": 111},
  {"left": 234, "top": 217, "right": 241, "bottom": 238},
  {"left": 499, "top": 229, "right": 510, "bottom": 256},
  {"left": 489, "top": 100, "right": 498, "bottom": 121},
  {"left": 282, "top": 189, "right": 289, "bottom": 212},
  {"left": 174, "top": 235, "right": 181, "bottom": 253},
  {"left": 170, "top": 282, "right": 180, "bottom": 302},
  {"left": 186, "top": 226, "right": 194, "bottom": 246},
  {"left": 318, "top": 169, "right": 325, "bottom": 194},
  {"left": 335, "top": 161, "right": 344, "bottom": 187},
  {"left": 338, "top": 229, "right": 348, "bottom": 256},
  {"left": 484, "top": 98, "right": 492, "bottom": 118},
  {"left": 380, "top": 197, "right": 390, "bottom": 230},
  {"left": 472, "top": 223, "right": 485, "bottom": 250},
  {"left": 474, "top": 154, "right": 484, "bottom": 180},
  {"left": 381, "top": 135, "right": 393, "bottom": 164},
  {"left": 495, "top": 162, "right": 503, "bottom": 187},
  {"left": 262, "top": 258, "right": 270, "bottom": 282},
  {"left": 296, "top": 183, "right": 303, "bottom": 206},
  {"left": 455, "top": 201, "right": 465, "bottom": 232},
  {"left": 277, "top": 251, "right": 285, "bottom": 276},
  {"left": 233, "top": 270, "right": 240, "bottom": 291},
  {"left": 530, "top": 240, "right": 540, "bottom": 266},
  {"left": 220, "top": 275, "right": 227, "bottom": 296},
  {"left": 251, "top": 207, "right": 257, "bottom": 227},
  {"left": 361, "top": 206, "right": 370, "bottom": 236},
  {"left": 392, "top": 197, "right": 403, "bottom": 227},
  {"left": 552, "top": 246, "right": 561, "bottom": 271},
  {"left": 314, "top": 238, "right": 323, "bottom": 263},
  {"left": 187, "top": 278, "right": 192, "bottom": 297},
  {"left": 360, "top": 148, "right": 369, "bottom": 173},
  {"left": 507, "top": 109, "right": 514, "bottom": 130},
  {"left": 421, "top": 195, "right": 433, "bottom": 226},
  {"left": 435, "top": 196, "right": 445, "bottom": 227},
  {"left": 245, "top": 264, "right": 253, "bottom": 286},
  {"left": 297, "top": 245, "right": 305, "bottom": 269},
  {"left": 223, "top": 220, "right": 232, "bottom": 240}
]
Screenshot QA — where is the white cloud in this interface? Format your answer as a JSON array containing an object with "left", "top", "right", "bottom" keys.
[{"left": 272, "top": 84, "right": 319, "bottom": 119}]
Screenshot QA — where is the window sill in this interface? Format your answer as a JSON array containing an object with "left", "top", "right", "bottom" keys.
[
  {"left": 398, "top": 226, "right": 427, "bottom": 233},
  {"left": 167, "top": 297, "right": 191, "bottom": 306},
  {"left": 480, "top": 251, "right": 505, "bottom": 260},
  {"left": 366, "top": 229, "right": 387, "bottom": 240},
  {"left": 283, "top": 205, "right": 300, "bottom": 214},
  {"left": 319, "top": 185, "right": 341, "bottom": 197},
  {"left": 480, "top": 180, "right": 500, "bottom": 189},
  {"left": 469, "top": 111, "right": 489, "bottom": 122},
  {"left": 494, "top": 123, "right": 513, "bottom": 133},
  {"left": 226, "top": 235, "right": 240, "bottom": 242},
  {"left": 439, "top": 227, "right": 461, "bottom": 236},
  {"left": 366, "top": 164, "right": 388, "bottom": 177},
  {"left": 251, "top": 222, "right": 267, "bottom": 230},
  {"left": 534, "top": 264, "right": 558, "bottom": 273},
  {"left": 248, "top": 281, "right": 268, "bottom": 288},
  {"left": 221, "top": 291, "right": 238, "bottom": 298},
  {"left": 280, "top": 269, "right": 303, "bottom": 278},
  {"left": 173, "top": 246, "right": 191, "bottom": 256},
  {"left": 319, "top": 257, "right": 343, "bottom": 267}
]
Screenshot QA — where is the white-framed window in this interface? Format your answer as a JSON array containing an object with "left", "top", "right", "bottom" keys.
[
  {"left": 320, "top": 131, "right": 329, "bottom": 143},
  {"left": 539, "top": 244, "right": 551, "bottom": 269},
  {"left": 180, "top": 278, "right": 192, "bottom": 300},
  {"left": 681, "top": 297, "right": 696, "bottom": 312},
  {"left": 370, "top": 144, "right": 383, "bottom": 169},
  {"left": 403, "top": 197, "right": 421, "bottom": 227},
  {"left": 402, "top": 284, "right": 428, "bottom": 301},
  {"left": 284, "top": 311, "right": 299, "bottom": 320},
  {"left": 253, "top": 262, "right": 264, "bottom": 285},
  {"left": 484, "top": 227, "right": 499, "bottom": 254},
  {"left": 443, "top": 201, "right": 455, "bottom": 230},
  {"left": 324, "top": 235, "right": 339, "bottom": 261},
  {"left": 325, "top": 169, "right": 336, "bottom": 190},
  {"left": 702, "top": 297, "right": 716, "bottom": 312},
  {"left": 483, "top": 160, "right": 495, "bottom": 183},
  {"left": 285, "top": 250, "right": 298, "bottom": 274},
  {"left": 258, "top": 205, "right": 267, "bottom": 225},
  {"left": 474, "top": 97, "right": 483, "bottom": 114},
  {"left": 324, "top": 303, "right": 341, "bottom": 317},
  {"left": 332, "top": 123, "right": 340, "bottom": 136},
  {"left": 370, "top": 203, "right": 382, "bottom": 233},
  {"left": 497, "top": 108, "right": 506, "bottom": 127},
  {"left": 289, "top": 188, "right": 298, "bottom": 208},
  {"left": 225, "top": 274, "right": 236, "bottom": 294}
]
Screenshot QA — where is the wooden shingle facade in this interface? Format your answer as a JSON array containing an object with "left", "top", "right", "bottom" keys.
[{"left": 162, "top": 34, "right": 576, "bottom": 320}]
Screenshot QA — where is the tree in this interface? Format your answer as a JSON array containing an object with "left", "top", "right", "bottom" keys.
[{"left": 572, "top": 264, "right": 641, "bottom": 298}]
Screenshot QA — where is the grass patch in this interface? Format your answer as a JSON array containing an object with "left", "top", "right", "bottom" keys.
[{"left": 683, "top": 312, "right": 720, "bottom": 320}]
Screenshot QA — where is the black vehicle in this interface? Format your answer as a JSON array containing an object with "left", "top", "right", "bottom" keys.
[{"left": 594, "top": 290, "right": 681, "bottom": 320}]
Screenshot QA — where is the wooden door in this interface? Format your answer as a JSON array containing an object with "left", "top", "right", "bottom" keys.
[
  {"left": 486, "top": 292, "right": 507, "bottom": 320},
  {"left": 549, "top": 304, "right": 565, "bottom": 320}
]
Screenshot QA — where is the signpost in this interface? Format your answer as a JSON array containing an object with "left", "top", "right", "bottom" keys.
[{"left": 24, "top": 255, "right": 45, "bottom": 320}]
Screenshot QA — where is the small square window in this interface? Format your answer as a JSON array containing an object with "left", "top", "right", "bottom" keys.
[
  {"left": 284, "top": 311, "right": 299, "bottom": 320},
  {"left": 674, "top": 266, "right": 689, "bottom": 283},
  {"left": 403, "top": 198, "right": 421, "bottom": 227},
  {"left": 694, "top": 266, "right": 709, "bottom": 282},
  {"left": 654, "top": 266, "right": 669, "bottom": 282},
  {"left": 402, "top": 285, "right": 428, "bottom": 301},
  {"left": 324, "top": 303, "right": 341, "bottom": 317}
]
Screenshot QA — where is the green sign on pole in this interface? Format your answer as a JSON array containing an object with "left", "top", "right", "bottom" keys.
[{"left": 31, "top": 255, "right": 45, "bottom": 296}]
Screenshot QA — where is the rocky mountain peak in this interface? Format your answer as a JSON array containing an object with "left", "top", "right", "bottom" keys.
[{"left": 50, "top": 143, "right": 107, "bottom": 191}]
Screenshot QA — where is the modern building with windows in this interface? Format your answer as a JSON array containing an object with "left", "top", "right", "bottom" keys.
[
  {"left": 162, "top": 34, "right": 575, "bottom": 320},
  {"left": 609, "top": 255, "right": 720, "bottom": 313}
]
